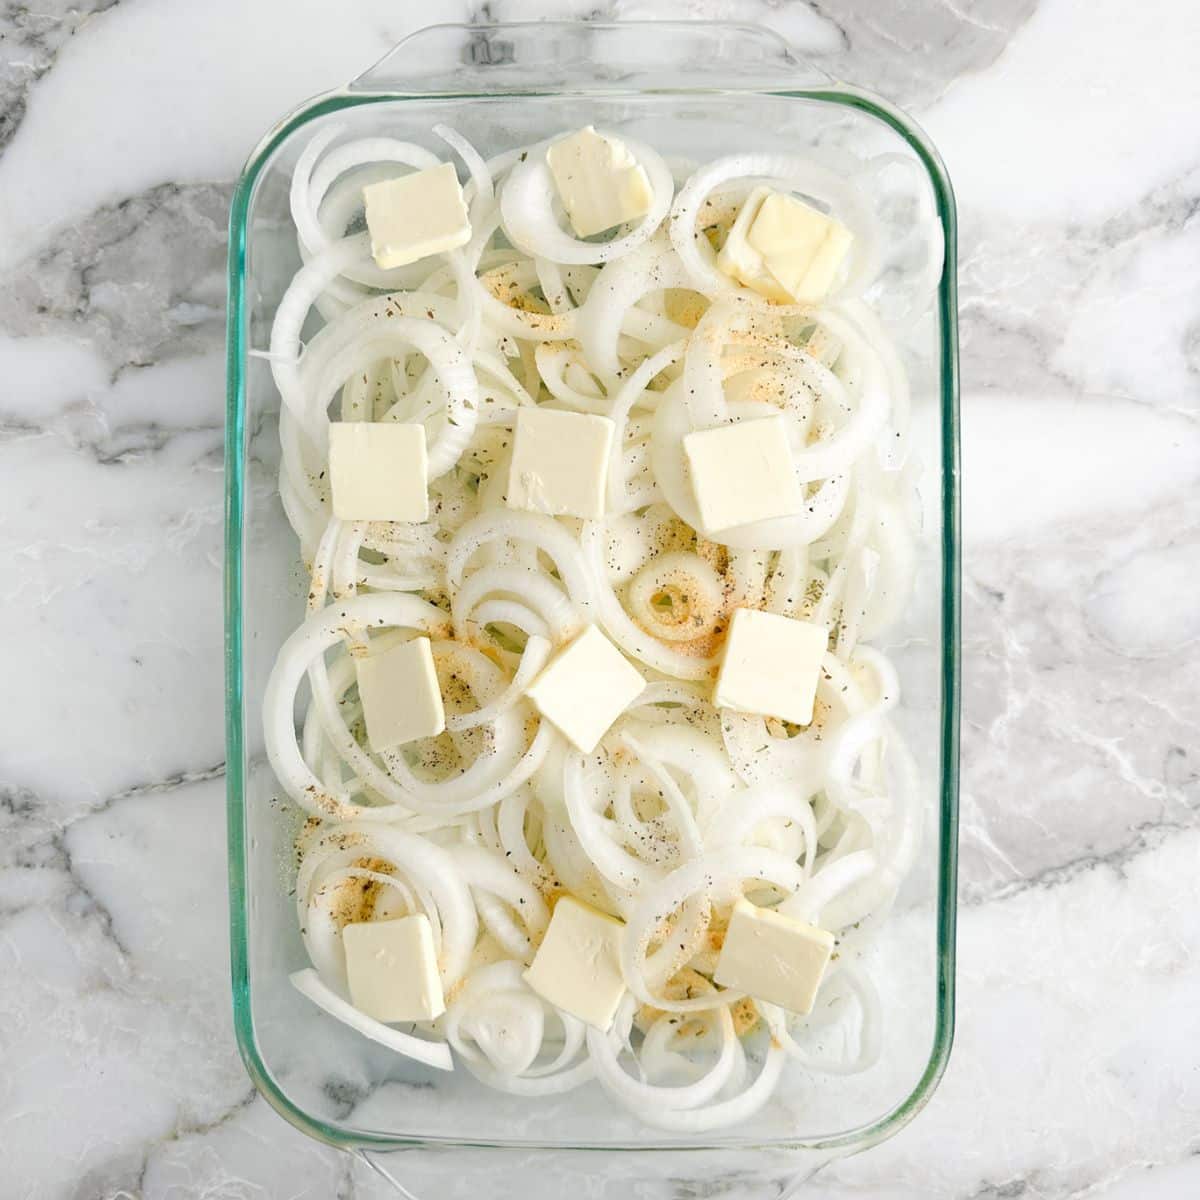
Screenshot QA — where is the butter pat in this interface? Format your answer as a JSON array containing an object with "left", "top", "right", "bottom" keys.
[
  {"left": 748, "top": 191, "right": 853, "bottom": 302},
  {"left": 506, "top": 408, "right": 615, "bottom": 520},
  {"left": 717, "top": 187, "right": 789, "bottom": 301},
  {"left": 363, "top": 162, "right": 471, "bottom": 269},
  {"left": 343, "top": 914, "right": 445, "bottom": 1023},
  {"left": 527, "top": 625, "right": 644, "bottom": 753},
  {"left": 523, "top": 896, "right": 626, "bottom": 1030},
  {"left": 717, "top": 185, "right": 853, "bottom": 303},
  {"left": 546, "top": 126, "right": 654, "bottom": 238},
  {"left": 715, "top": 608, "right": 828, "bottom": 726},
  {"left": 714, "top": 898, "right": 834, "bottom": 1015},
  {"left": 329, "top": 422, "right": 429, "bottom": 523},
  {"left": 682, "top": 415, "right": 803, "bottom": 534},
  {"left": 356, "top": 636, "right": 445, "bottom": 752}
]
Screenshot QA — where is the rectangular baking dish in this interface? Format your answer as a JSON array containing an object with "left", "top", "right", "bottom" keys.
[{"left": 224, "top": 20, "right": 960, "bottom": 1195}]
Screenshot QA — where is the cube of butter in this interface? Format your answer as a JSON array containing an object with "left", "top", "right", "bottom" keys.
[
  {"left": 546, "top": 126, "right": 654, "bottom": 238},
  {"left": 717, "top": 185, "right": 853, "bottom": 304},
  {"left": 682, "top": 415, "right": 803, "bottom": 535},
  {"left": 748, "top": 191, "right": 854, "bottom": 304},
  {"left": 362, "top": 162, "right": 471, "bottom": 269},
  {"left": 329, "top": 422, "right": 429, "bottom": 523},
  {"left": 343, "top": 914, "right": 445, "bottom": 1023},
  {"left": 506, "top": 408, "right": 615, "bottom": 521},
  {"left": 526, "top": 625, "right": 645, "bottom": 753},
  {"left": 356, "top": 636, "right": 445, "bottom": 752},
  {"left": 714, "top": 898, "right": 834, "bottom": 1015},
  {"left": 714, "top": 608, "right": 828, "bottom": 726},
  {"left": 523, "top": 896, "right": 627, "bottom": 1030}
]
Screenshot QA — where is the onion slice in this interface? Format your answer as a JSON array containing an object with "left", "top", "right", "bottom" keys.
[
  {"left": 499, "top": 132, "right": 674, "bottom": 266},
  {"left": 289, "top": 969, "right": 453, "bottom": 1072}
]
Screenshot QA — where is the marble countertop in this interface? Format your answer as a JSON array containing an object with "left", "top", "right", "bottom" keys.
[{"left": 3, "top": 1, "right": 1198, "bottom": 1197}]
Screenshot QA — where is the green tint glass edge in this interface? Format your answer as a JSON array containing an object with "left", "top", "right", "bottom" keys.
[{"left": 224, "top": 84, "right": 960, "bottom": 1157}]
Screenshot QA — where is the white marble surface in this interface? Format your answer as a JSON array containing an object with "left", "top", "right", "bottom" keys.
[{"left": 2, "top": 1, "right": 1198, "bottom": 1197}]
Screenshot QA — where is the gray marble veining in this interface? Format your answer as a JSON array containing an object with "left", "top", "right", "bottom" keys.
[
  {"left": 0, "top": 182, "right": 230, "bottom": 372},
  {"left": 0, "top": 0, "right": 120, "bottom": 153}
]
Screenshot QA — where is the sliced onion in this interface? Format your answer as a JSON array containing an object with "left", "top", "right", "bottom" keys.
[
  {"left": 452, "top": 566, "right": 580, "bottom": 644},
  {"left": 445, "top": 962, "right": 593, "bottom": 1095},
  {"left": 578, "top": 240, "right": 692, "bottom": 378},
  {"left": 447, "top": 510, "right": 597, "bottom": 618},
  {"left": 668, "top": 153, "right": 880, "bottom": 301},
  {"left": 758, "top": 961, "right": 883, "bottom": 1075},
  {"left": 580, "top": 521, "right": 720, "bottom": 680},
  {"left": 651, "top": 388, "right": 852, "bottom": 551},
  {"left": 290, "top": 969, "right": 453, "bottom": 1072},
  {"left": 267, "top": 127, "right": 929, "bottom": 1133},
  {"left": 435, "top": 123, "right": 493, "bottom": 210},
  {"left": 587, "top": 998, "right": 738, "bottom": 1111},
  {"left": 620, "top": 848, "right": 806, "bottom": 1011},
  {"left": 308, "top": 315, "right": 479, "bottom": 478},
  {"left": 499, "top": 132, "right": 674, "bottom": 266},
  {"left": 263, "top": 594, "right": 451, "bottom": 819},
  {"left": 625, "top": 1042, "right": 786, "bottom": 1132}
]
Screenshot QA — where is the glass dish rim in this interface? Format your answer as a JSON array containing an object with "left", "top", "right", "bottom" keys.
[{"left": 223, "top": 23, "right": 961, "bottom": 1157}]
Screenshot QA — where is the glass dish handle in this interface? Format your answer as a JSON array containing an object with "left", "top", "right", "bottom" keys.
[
  {"left": 357, "top": 1151, "right": 420, "bottom": 1199},
  {"left": 348, "top": 20, "right": 834, "bottom": 95},
  {"left": 356, "top": 1145, "right": 837, "bottom": 1197}
]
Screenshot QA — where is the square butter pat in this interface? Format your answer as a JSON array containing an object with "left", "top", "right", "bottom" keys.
[
  {"left": 343, "top": 914, "right": 445, "bottom": 1023},
  {"left": 714, "top": 898, "right": 834, "bottom": 1016},
  {"left": 356, "top": 636, "right": 445, "bottom": 752},
  {"left": 716, "top": 186, "right": 787, "bottom": 301},
  {"left": 717, "top": 185, "right": 853, "bottom": 304},
  {"left": 506, "top": 408, "right": 615, "bottom": 520},
  {"left": 546, "top": 126, "right": 654, "bottom": 238},
  {"left": 363, "top": 162, "right": 471, "bottom": 269},
  {"left": 747, "top": 191, "right": 853, "bottom": 304},
  {"left": 683, "top": 415, "right": 803, "bottom": 534},
  {"left": 526, "top": 625, "right": 644, "bottom": 753},
  {"left": 715, "top": 608, "right": 828, "bottom": 726},
  {"left": 523, "top": 897, "right": 626, "bottom": 1030},
  {"left": 329, "top": 422, "right": 429, "bottom": 523}
]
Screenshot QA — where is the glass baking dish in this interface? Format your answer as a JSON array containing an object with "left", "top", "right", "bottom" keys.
[{"left": 224, "top": 20, "right": 960, "bottom": 1197}]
